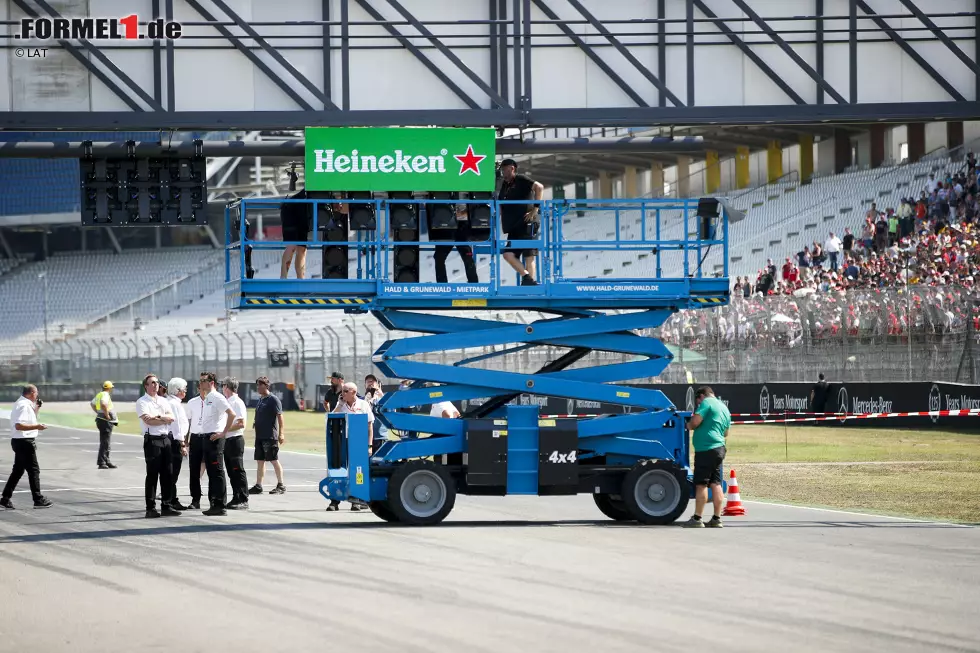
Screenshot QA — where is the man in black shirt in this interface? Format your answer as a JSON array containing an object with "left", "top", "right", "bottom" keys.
[
  {"left": 497, "top": 159, "right": 544, "bottom": 285},
  {"left": 809, "top": 373, "right": 830, "bottom": 414},
  {"left": 322, "top": 372, "right": 344, "bottom": 412},
  {"left": 248, "top": 376, "right": 286, "bottom": 495}
]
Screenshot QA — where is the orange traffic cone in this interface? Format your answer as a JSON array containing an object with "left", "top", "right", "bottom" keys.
[{"left": 722, "top": 469, "right": 745, "bottom": 516}]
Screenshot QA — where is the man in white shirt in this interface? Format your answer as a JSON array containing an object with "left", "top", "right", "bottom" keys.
[
  {"left": 824, "top": 231, "right": 843, "bottom": 272},
  {"left": 1, "top": 384, "right": 51, "bottom": 509},
  {"left": 430, "top": 399, "right": 461, "bottom": 419},
  {"left": 165, "top": 377, "right": 191, "bottom": 511},
  {"left": 221, "top": 377, "right": 250, "bottom": 510},
  {"left": 185, "top": 381, "right": 206, "bottom": 510},
  {"left": 136, "top": 374, "right": 181, "bottom": 518},
  {"left": 328, "top": 382, "right": 374, "bottom": 512},
  {"left": 194, "top": 371, "right": 236, "bottom": 516}
]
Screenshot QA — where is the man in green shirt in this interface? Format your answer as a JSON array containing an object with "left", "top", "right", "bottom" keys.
[{"left": 684, "top": 386, "right": 731, "bottom": 528}]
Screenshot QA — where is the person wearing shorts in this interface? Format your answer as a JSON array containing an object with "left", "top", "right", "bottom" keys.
[
  {"left": 280, "top": 189, "right": 311, "bottom": 279},
  {"left": 249, "top": 376, "right": 286, "bottom": 496},
  {"left": 497, "top": 158, "right": 544, "bottom": 286},
  {"left": 684, "top": 386, "right": 731, "bottom": 528}
]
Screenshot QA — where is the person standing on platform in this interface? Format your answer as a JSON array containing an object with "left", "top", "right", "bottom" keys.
[
  {"left": 248, "top": 376, "right": 286, "bottom": 496},
  {"left": 221, "top": 377, "right": 250, "bottom": 510},
  {"left": 136, "top": 374, "right": 181, "bottom": 519},
  {"left": 497, "top": 158, "right": 544, "bottom": 286},
  {"left": 196, "top": 371, "right": 236, "bottom": 516},
  {"left": 165, "top": 377, "right": 190, "bottom": 511},
  {"left": 91, "top": 380, "right": 118, "bottom": 469},
  {"left": 0, "top": 385, "right": 52, "bottom": 510}
]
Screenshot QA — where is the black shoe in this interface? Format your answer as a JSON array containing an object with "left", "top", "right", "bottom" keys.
[
  {"left": 145, "top": 508, "right": 161, "bottom": 519},
  {"left": 226, "top": 501, "right": 249, "bottom": 510},
  {"left": 202, "top": 506, "right": 227, "bottom": 516},
  {"left": 33, "top": 497, "right": 52, "bottom": 509},
  {"left": 270, "top": 484, "right": 285, "bottom": 495},
  {"left": 0, "top": 498, "right": 14, "bottom": 510},
  {"left": 350, "top": 503, "right": 364, "bottom": 512},
  {"left": 706, "top": 516, "right": 724, "bottom": 528},
  {"left": 520, "top": 274, "right": 538, "bottom": 286},
  {"left": 98, "top": 464, "right": 109, "bottom": 470},
  {"left": 248, "top": 484, "right": 263, "bottom": 495},
  {"left": 106, "top": 463, "right": 117, "bottom": 469},
  {"left": 161, "top": 506, "right": 182, "bottom": 517},
  {"left": 326, "top": 501, "right": 340, "bottom": 512},
  {"left": 171, "top": 501, "right": 189, "bottom": 511},
  {"left": 188, "top": 500, "right": 201, "bottom": 510}
]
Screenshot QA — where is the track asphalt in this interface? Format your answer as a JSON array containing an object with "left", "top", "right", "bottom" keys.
[{"left": 0, "top": 419, "right": 977, "bottom": 653}]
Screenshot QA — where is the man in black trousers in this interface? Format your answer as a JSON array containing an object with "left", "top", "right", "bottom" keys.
[
  {"left": 194, "top": 371, "right": 236, "bottom": 516},
  {"left": 0, "top": 384, "right": 52, "bottom": 509},
  {"left": 136, "top": 374, "right": 181, "bottom": 518}
]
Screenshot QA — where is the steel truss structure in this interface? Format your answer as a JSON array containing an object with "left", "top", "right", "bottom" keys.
[{"left": 1, "top": 0, "right": 978, "bottom": 130}]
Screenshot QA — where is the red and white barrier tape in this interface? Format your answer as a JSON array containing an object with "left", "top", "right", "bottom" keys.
[
  {"left": 734, "top": 409, "right": 980, "bottom": 424},
  {"left": 538, "top": 409, "right": 980, "bottom": 423}
]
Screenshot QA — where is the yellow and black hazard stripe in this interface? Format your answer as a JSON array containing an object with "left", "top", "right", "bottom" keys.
[
  {"left": 692, "top": 297, "right": 725, "bottom": 304},
  {"left": 244, "top": 298, "right": 370, "bottom": 306}
]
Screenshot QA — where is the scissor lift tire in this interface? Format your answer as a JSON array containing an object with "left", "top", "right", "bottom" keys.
[
  {"left": 621, "top": 460, "right": 689, "bottom": 525},
  {"left": 369, "top": 500, "right": 400, "bottom": 523},
  {"left": 593, "top": 493, "right": 634, "bottom": 521},
  {"left": 387, "top": 460, "right": 457, "bottom": 526}
]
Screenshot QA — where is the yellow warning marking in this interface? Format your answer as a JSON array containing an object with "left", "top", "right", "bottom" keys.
[
  {"left": 452, "top": 299, "right": 487, "bottom": 307},
  {"left": 429, "top": 391, "right": 443, "bottom": 399},
  {"left": 494, "top": 419, "right": 507, "bottom": 426},
  {"left": 616, "top": 391, "right": 630, "bottom": 398},
  {"left": 538, "top": 419, "right": 556, "bottom": 427}
]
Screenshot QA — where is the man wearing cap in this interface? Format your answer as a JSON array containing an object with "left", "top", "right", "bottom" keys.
[
  {"left": 323, "top": 372, "right": 345, "bottom": 412},
  {"left": 221, "top": 376, "right": 250, "bottom": 510},
  {"left": 91, "top": 381, "right": 118, "bottom": 469},
  {"left": 497, "top": 158, "right": 544, "bottom": 286}
]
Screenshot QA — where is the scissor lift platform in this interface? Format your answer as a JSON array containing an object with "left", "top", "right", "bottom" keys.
[{"left": 225, "top": 196, "right": 732, "bottom": 525}]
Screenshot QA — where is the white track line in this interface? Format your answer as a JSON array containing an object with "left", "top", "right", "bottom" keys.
[
  {"left": 0, "top": 415, "right": 323, "bottom": 458},
  {"left": 743, "top": 499, "right": 974, "bottom": 527}
]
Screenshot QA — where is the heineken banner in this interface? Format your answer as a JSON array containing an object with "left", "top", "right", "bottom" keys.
[{"left": 304, "top": 127, "right": 497, "bottom": 192}]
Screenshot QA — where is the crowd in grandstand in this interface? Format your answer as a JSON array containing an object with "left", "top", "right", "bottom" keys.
[{"left": 734, "top": 153, "right": 980, "bottom": 299}]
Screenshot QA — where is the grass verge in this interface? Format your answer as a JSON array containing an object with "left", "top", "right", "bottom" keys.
[{"left": 727, "top": 425, "right": 980, "bottom": 523}]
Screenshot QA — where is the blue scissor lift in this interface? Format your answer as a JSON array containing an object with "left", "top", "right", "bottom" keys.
[{"left": 225, "top": 195, "right": 730, "bottom": 525}]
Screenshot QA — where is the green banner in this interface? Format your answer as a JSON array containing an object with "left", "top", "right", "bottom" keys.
[{"left": 304, "top": 127, "right": 497, "bottom": 192}]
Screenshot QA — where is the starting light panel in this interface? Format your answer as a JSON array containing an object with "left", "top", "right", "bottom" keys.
[{"left": 80, "top": 144, "right": 208, "bottom": 226}]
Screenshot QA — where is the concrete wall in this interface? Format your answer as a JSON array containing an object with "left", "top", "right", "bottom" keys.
[{"left": 2, "top": 0, "right": 976, "bottom": 113}]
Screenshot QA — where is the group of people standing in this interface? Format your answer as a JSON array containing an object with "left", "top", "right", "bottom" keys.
[{"left": 133, "top": 371, "right": 286, "bottom": 518}]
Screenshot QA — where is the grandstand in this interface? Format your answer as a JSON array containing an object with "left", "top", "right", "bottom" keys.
[{"left": 1, "top": 132, "right": 977, "bottom": 391}]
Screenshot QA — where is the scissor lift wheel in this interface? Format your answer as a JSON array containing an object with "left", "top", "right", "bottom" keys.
[
  {"left": 369, "top": 501, "right": 400, "bottom": 523},
  {"left": 387, "top": 460, "right": 457, "bottom": 526},
  {"left": 593, "top": 493, "right": 634, "bottom": 522},
  {"left": 621, "top": 461, "right": 690, "bottom": 525}
]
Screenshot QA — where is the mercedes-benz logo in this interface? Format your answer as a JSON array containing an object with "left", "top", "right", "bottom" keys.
[
  {"left": 838, "top": 386, "right": 849, "bottom": 423},
  {"left": 928, "top": 383, "right": 941, "bottom": 424},
  {"left": 685, "top": 386, "right": 695, "bottom": 412},
  {"left": 759, "top": 385, "right": 770, "bottom": 417},
  {"left": 566, "top": 398, "right": 575, "bottom": 415}
]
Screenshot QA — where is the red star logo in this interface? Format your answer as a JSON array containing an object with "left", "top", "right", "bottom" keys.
[{"left": 454, "top": 144, "right": 486, "bottom": 176}]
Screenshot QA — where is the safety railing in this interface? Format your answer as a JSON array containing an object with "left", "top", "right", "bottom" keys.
[{"left": 224, "top": 196, "right": 730, "bottom": 299}]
